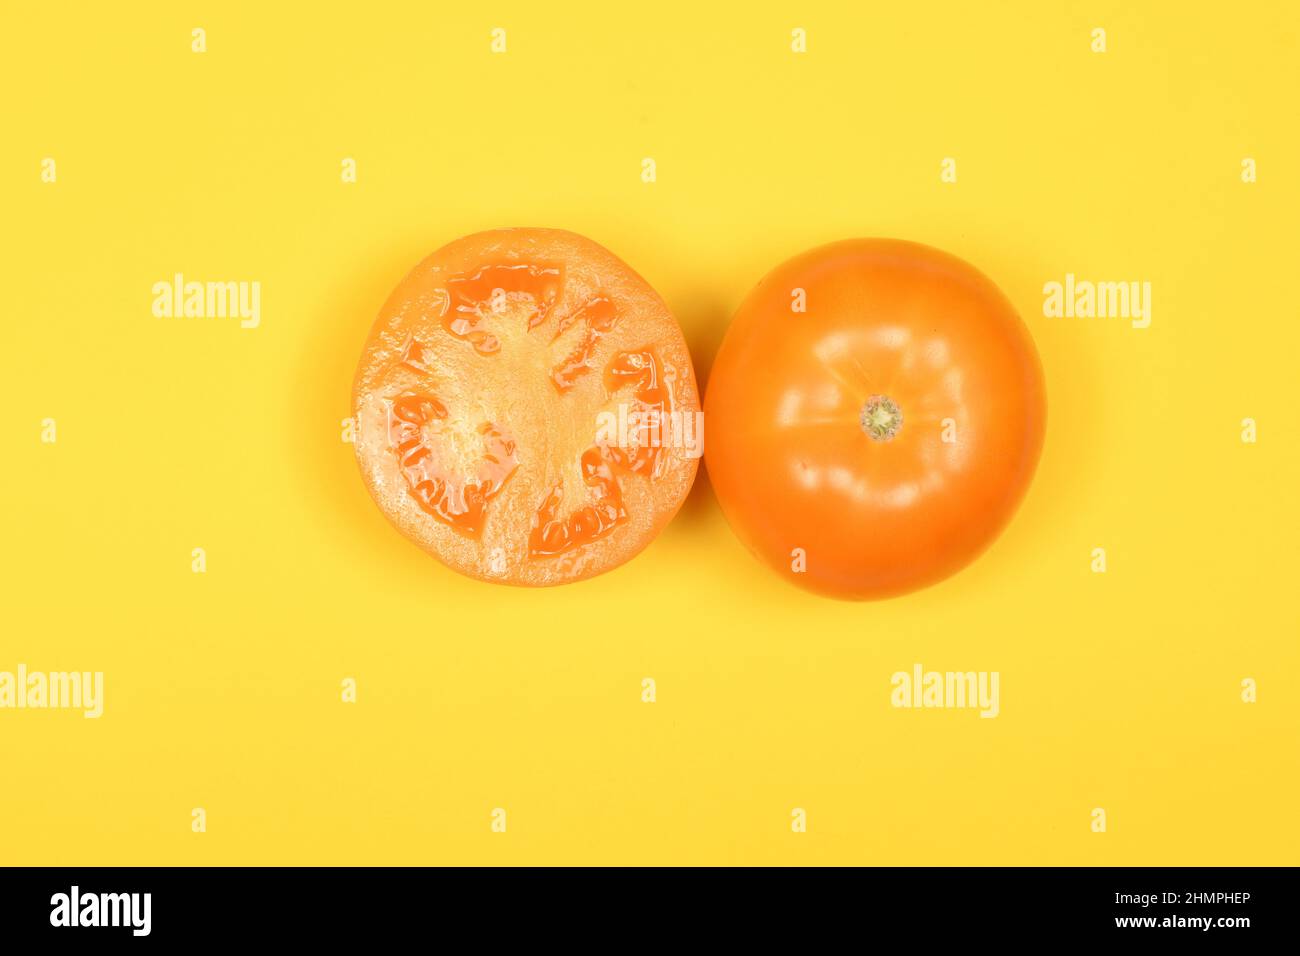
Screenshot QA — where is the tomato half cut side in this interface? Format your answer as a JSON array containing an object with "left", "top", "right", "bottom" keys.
[
  {"left": 704, "top": 239, "right": 1046, "bottom": 600},
  {"left": 353, "top": 228, "right": 701, "bottom": 586}
]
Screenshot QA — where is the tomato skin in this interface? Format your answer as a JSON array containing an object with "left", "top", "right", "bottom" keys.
[{"left": 704, "top": 239, "right": 1046, "bottom": 600}]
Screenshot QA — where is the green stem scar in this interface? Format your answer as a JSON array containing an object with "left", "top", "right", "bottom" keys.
[{"left": 860, "top": 394, "right": 903, "bottom": 441}]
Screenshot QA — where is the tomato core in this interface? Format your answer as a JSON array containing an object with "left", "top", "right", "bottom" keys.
[{"left": 860, "top": 394, "right": 903, "bottom": 442}]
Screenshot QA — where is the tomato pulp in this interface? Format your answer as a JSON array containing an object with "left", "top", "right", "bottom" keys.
[
  {"left": 353, "top": 229, "right": 700, "bottom": 586},
  {"left": 704, "top": 239, "right": 1046, "bottom": 600}
]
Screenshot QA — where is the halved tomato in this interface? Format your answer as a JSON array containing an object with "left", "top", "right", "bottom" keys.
[
  {"left": 705, "top": 239, "right": 1046, "bottom": 600},
  {"left": 352, "top": 228, "right": 700, "bottom": 586}
]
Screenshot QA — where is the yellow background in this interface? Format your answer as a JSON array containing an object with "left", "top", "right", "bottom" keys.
[{"left": 3, "top": 1, "right": 1297, "bottom": 865}]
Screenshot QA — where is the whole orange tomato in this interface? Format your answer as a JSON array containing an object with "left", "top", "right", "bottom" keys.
[{"left": 704, "top": 239, "right": 1046, "bottom": 599}]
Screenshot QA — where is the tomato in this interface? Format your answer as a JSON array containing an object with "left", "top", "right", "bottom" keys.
[
  {"left": 353, "top": 228, "right": 700, "bottom": 586},
  {"left": 704, "top": 239, "right": 1046, "bottom": 600}
]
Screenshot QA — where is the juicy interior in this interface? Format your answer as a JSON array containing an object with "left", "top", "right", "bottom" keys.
[{"left": 355, "top": 249, "right": 690, "bottom": 583}]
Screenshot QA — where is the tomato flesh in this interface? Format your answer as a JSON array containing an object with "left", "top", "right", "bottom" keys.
[{"left": 353, "top": 229, "right": 699, "bottom": 586}]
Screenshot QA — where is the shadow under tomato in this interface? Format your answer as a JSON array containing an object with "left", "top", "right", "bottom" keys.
[
  {"left": 666, "top": 287, "right": 732, "bottom": 531},
  {"left": 900, "top": 229, "right": 1095, "bottom": 607}
]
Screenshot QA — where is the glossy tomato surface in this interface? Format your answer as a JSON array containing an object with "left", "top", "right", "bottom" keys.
[
  {"left": 353, "top": 228, "right": 700, "bottom": 586},
  {"left": 704, "top": 239, "right": 1046, "bottom": 599}
]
